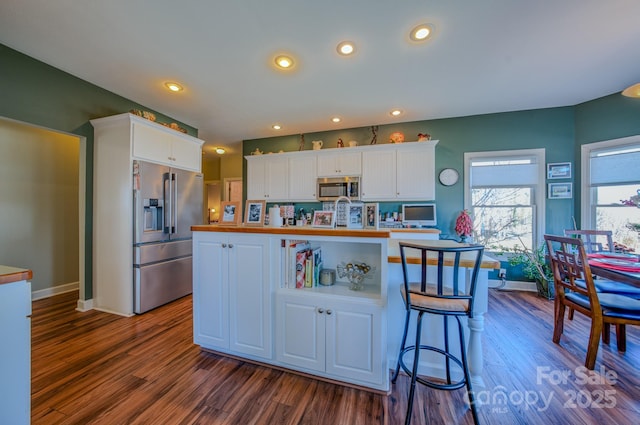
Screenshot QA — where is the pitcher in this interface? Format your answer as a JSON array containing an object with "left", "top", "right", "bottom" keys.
[{"left": 312, "top": 140, "right": 323, "bottom": 150}]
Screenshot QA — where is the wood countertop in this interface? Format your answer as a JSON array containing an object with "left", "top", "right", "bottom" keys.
[
  {"left": 0, "top": 265, "right": 33, "bottom": 285},
  {"left": 388, "top": 239, "right": 500, "bottom": 270},
  {"left": 192, "top": 224, "right": 392, "bottom": 238}
]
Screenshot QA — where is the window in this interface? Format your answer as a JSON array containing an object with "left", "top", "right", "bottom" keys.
[
  {"left": 581, "top": 136, "right": 640, "bottom": 251},
  {"left": 464, "top": 149, "right": 545, "bottom": 251}
]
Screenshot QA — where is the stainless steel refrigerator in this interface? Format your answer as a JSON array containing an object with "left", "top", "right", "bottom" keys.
[{"left": 133, "top": 160, "right": 203, "bottom": 313}]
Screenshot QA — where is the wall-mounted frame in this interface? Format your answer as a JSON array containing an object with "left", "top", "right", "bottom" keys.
[
  {"left": 219, "top": 201, "right": 241, "bottom": 226},
  {"left": 347, "top": 203, "right": 365, "bottom": 229},
  {"left": 312, "top": 210, "right": 335, "bottom": 228},
  {"left": 364, "top": 203, "right": 379, "bottom": 229},
  {"left": 548, "top": 182, "right": 573, "bottom": 199},
  {"left": 244, "top": 200, "right": 266, "bottom": 226},
  {"left": 547, "top": 162, "right": 572, "bottom": 179}
]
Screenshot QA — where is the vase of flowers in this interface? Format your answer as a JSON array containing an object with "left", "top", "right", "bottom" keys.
[{"left": 455, "top": 210, "right": 473, "bottom": 243}]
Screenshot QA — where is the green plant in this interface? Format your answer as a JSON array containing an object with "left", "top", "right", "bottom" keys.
[{"left": 506, "top": 238, "right": 554, "bottom": 298}]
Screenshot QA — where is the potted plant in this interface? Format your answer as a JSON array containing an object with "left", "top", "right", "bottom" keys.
[
  {"left": 455, "top": 210, "right": 473, "bottom": 243},
  {"left": 507, "top": 238, "right": 555, "bottom": 299}
]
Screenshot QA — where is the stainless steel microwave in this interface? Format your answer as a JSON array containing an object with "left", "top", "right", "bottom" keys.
[{"left": 316, "top": 176, "right": 360, "bottom": 201}]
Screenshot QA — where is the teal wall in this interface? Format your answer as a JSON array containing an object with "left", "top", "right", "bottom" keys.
[
  {"left": 0, "top": 44, "right": 197, "bottom": 299},
  {"left": 244, "top": 107, "right": 577, "bottom": 237}
]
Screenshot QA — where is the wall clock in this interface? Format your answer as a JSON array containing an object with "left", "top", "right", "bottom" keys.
[{"left": 439, "top": 168, "right": 459, "bottom": 186}]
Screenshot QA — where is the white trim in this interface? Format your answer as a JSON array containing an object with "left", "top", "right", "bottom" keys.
[
  {"left": 31, "top": 281, "right": 79, "bottom": 301},
  {"left": 488, "top": 279, "right": 537, "bottom": 292},
  {"left": 76, "top": 298, "right": 94, "bottom": 312},
  {"left": 581, "top": 135, "right": 640, "bottom": 228},
  {"left": 92, "top": 307, "right": 134, "bottom": 318}
]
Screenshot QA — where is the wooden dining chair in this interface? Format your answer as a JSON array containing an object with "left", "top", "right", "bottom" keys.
[
  {"left": 544, "top": 234, "right": 640, "bottom": 369},
  {"left": 563, "top": 229, "right": 614, "bottom": 253}
]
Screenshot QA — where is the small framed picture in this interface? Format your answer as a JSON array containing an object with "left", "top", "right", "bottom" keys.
[
  {"left": 347, "top": 203, "right": 365, "bottom": 229},
  {"left": 244, "top": 200, "right": 266, "bottom": 226},
  {"left": 548, "top": 182, "right": 573, "bottom": 199},
  {"left": 219, "top": 201, "right": 241, "bottom": 226},
  {"left": 364, "top": 203, "right": 379, "bottom": 229},
  {"left": 547, "top": 162, "right": 572, "bottom": 179},
  {"left": 312, "top": 210, "right": 335, "bottom": 228}
]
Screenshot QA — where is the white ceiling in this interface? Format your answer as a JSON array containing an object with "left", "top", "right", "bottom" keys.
[{"left": 1, "top": 0, "right": 639, "bottom": 154}]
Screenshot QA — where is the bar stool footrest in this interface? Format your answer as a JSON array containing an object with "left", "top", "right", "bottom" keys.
[{"left": 398, "top": 344, "right": 467, "bottom": 391}]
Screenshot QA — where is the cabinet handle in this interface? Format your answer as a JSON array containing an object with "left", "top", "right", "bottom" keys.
[
  {"left": 222, "top": 243, "right": 227, "bottom": 248},
  {"left": 228, "top": 244, "right": 233, "bottom": 248},
  {"left": 317, "top": 308, "right": 324, "bottom": 314},
  {"left": 326, "top": 309, "right": 332, "bottom": 315}
]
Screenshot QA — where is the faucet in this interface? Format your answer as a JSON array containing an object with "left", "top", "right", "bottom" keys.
[{"left": 334, "top": 196, "right": 352, "bottom": 227}]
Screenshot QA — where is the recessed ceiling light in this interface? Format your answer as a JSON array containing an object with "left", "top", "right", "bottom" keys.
[
  {"left": 272, "top": 124, "right": 282, "bottom": 130},
  {"left": 409, "top": 24, "right": 434, "bottom": 42},
  {"left": 274, "top": 55, "right": 295, "bottom": 70},
  {"left": 390, "top": 109, "right": 403, "bottom": 117},
  {"left": 336, "top": 41, "right": 356, "bottom": 56},
  {"left": 164, "top": 82, "right": 183, "bottom": 92},
  {"left": 622, "top": 83, "right": 640, "bottom": 98},
  {"left": 331, "top": 117, "right": 341, "bottom": 123},
  {"left": 215, "top": 147, "right": 225, "bottom": 154}
]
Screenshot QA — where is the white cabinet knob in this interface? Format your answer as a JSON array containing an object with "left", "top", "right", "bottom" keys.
[
  {"left": 222, "top": 243, "right": 227, "bottom": 248},
  {"left": 317, "top": 308, "right": 324, "bottom": 314},
  {"left": 228, "top": 244, "right": 233, "bottom": 248},
  {"left": 326, "top": 309, "right": 332, "bottom": 315}
]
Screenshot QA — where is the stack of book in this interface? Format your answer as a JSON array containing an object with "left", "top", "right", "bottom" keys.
[{"left": 284, "top": 240, "right": 322, "bottom": 288}]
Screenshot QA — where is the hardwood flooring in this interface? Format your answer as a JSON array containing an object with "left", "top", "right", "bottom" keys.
[{"left": 31, "top": 289, "right": 640, "bottom": 424}]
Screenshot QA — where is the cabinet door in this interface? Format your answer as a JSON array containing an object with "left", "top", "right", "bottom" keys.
[
  {"left": 317, "top": 151, "right": 361, "bottom": 176},
  {"left": 325, "top": 301, "right": 383, "bottom": 385},
  {"left": 361, "top": 150, "right": 397, "bottom": 200},
  {"left": 246, "top": 157, "right": 267, "bottom": 200},
  {"left": 338, "top": 151, "right": 362, "bottom": 175},
  {"left": 396, "top": 148, "right": 435, "bottom": 200},
  {"left": 228, "top": 235, "right": 272, "bottom": 359},
  {"left": 275, "top": 294, "right": 325, "bottom": 372},
  {"left": 193, "top": 234, "right": 229, "bottom": 350},
  {"left": 288, "top": 154, "right": 317, "bottom": 201},
  {"left": 170, "top": 138, "right": 202, "bottom": 172},
  {"left": 265, "top": 155, "right": 289, "bottom": 201},
  {"left": 132, "top": 121, "right": 173, "bottom": 165}
]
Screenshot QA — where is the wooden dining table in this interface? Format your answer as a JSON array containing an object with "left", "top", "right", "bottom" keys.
[{"left": 587, "top": 252, "right": 640, "bottom": 288}]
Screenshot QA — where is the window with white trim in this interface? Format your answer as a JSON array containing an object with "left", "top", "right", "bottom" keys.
[
  {"left": 581, "top": 136, "right": 640, "bottom": 252},
  {"left": 464, "top": 149, "right": 545, "bottom": 251}
]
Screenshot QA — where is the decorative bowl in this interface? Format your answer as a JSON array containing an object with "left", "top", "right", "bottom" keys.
[{"left": 336, "top": 262, "right": 375, "bottom": 291}]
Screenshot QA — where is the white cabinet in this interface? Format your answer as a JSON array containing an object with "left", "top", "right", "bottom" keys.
[
  {"left": 362, "top": 141, "right": 438, "bottom": 201},
  {"left": 275, "top": 292, "right": 384, "bottom": 386},
  {"left": 0, "top": 271, "right": 31, "bottom": 425},
  {"left": 316, "top": 150, "right": 361, "bottom": 176},
  {"left": 193, "top": 232, "right": 272, "bottom": 360},
  {"left": 288, "top": 153, "right": 317, "bottom": 201},
  {"left": 131, "top": 116, "right": 203, "bottom": 172},
  {"left": 246, "top": 155, "right": 289, "bottom": 201}
]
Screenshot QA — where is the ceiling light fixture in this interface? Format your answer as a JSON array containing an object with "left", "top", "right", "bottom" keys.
[
  {"left": 336, "top": 41, "right": 356, "bottom": 56},
  {"left": 164, "top": 82, "right": 183, "bottom": 92},
  {"left": 215, "top": 147, "right": 225, "bottom": 154},
  {"left": 331, "top": 117, "right": 341, "bottom": 123},
  {"left": 409, "top": 24, "right": 434, "bottom": 42},
  {"left": 272, "top": 124, "right": 282, "bottom": 130},
  {"left": 274, "top": 55, "right": 295, "bottom": 70},
  {"left": 622, "top": 83, "right": 640, "bottom": 98},
  {"left": 390, "top": 109, "right": 403, "bottom": 117}
]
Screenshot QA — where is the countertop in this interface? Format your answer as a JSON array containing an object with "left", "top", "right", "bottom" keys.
[
  {"left": 0, "top": 266, "right": 33, "bottom": 285},
  {"left": 388, "top": 239, "right": 500, "bottom": 269},
  {"left": 191, "top": 224, "right": 439, "bottom": 238}
]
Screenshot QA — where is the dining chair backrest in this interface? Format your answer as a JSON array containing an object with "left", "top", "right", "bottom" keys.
[
  {"left": 545, "top": 234, "right": 601, "bottom": 309},
  {"left": 398, "top": 242, "right": 484, "bottom": 316},
  {"left": 563, "top": 229, "right": 614, "bottom": 254}
]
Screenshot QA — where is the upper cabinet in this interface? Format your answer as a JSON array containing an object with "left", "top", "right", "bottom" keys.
[
  {"left": 246, "top": 155, "right": 289, "bottom": 201},
  {"left": 131, "top": 118, "right": 203, "bottom": 172},
  {"left": 288, "top": 153, "right": 317, "bottom": 201},
  {"left": 316, "top": 150, "right": 361, "bottom": 177}
]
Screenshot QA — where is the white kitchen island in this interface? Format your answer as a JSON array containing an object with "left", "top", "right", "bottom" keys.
[{"left": 191, "top": 225, "right": 498, "bottom": 392}]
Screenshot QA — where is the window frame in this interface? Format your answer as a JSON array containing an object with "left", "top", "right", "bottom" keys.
[{"left": 464, "top": 148, "right": 546, "bottom": 250}]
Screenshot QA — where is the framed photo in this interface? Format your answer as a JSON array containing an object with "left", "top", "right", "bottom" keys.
[
  {"left": 547, "top": 162, "right": 572, "bottom": 179},
  {"left": 548, "top": 182, "right": 573, "bottom": 199},
  {"left": 244, "top": 200, "right": 266, "bottom": 226},
  {"left": 347, "top": 203, "right": 364, "bottom": 229},
  {"left": 364, "top": 203, "right": 379, "bottom": 229},
  {"left": 219, "top": 201, "right": 241, "bottom": 226},
  {"left": 312, "top": 210, "right": 335, "bottom": 228}
]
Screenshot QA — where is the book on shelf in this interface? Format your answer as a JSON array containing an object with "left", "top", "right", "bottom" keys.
[{"left": 285, "top": 240, "right": 309, "bottom": 288}]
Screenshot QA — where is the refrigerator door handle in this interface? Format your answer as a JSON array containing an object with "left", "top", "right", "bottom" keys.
[
  {"left": 172, "top": 172, "right": 178, "bottom": 234},
  {"left": 163, "top": 172, "right": 171, "bottom": 234}
]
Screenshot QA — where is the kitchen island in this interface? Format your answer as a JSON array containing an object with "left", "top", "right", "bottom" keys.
[{"left": 191, "top": 225, "right": 497, "bottom": 392}]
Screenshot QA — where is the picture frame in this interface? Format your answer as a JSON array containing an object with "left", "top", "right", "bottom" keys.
[
  {"left": 219, "top": 201, "right": 241, "bottom": 226},
  {"left": 547, "top": 162, "right": 572, "bottom": 179},
  {"left": 347, "top": 202, "right": 365, "bottom": 229},
  {"left": 364, "top": 203, "right": 379, "bottom": 229},
  {"left": 244, "top": 200, "right": 266, "bottom": 226},
  {"left": 312, "top": 210, "right": 335, "bottom": 228},
  {"left": 548, "top": 182, "right": 573, "bottom": 199}
]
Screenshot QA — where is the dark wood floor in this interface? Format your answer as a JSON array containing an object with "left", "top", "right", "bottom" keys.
[{"left": 31, "top": 289, "right": 640, "bottom": 424}]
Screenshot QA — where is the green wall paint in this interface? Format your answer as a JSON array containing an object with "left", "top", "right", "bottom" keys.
[{"left": 0, "top": 44, "right": 198, "bottom": 299}]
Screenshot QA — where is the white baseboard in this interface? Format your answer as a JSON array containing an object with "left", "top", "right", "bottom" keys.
[
  {"left": 92, "top": 307, "right": 135, "bottom": 318},
  {"left": 31, "top": 281, "right": 79, "bottom": 301},
  {"left": 488, "top": 278, "right": 537, "bottom": 292},
  {"left": 76, "top": 298, "right": 93, "bottom": 312}
]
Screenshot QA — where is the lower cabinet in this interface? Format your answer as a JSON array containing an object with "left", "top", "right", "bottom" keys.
[
  {"left": 193, "top": 232, "right": 272, "bottom": 360},
  {"left": 275, "top": 291, "right": 385, "bottom": 388}
]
